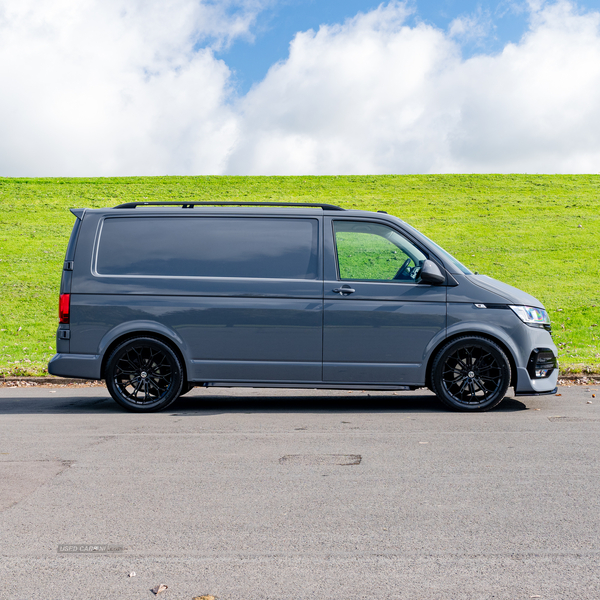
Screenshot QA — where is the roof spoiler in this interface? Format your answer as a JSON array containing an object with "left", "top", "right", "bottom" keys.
[{"left": 70, "top": 208, "right": 86, "bottom": 220}]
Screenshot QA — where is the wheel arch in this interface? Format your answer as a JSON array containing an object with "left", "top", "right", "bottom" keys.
[
  {"left": 425, "top": 331, "right": 518, "bottom": 390},
  {"left": 100, "top": 329, "right": 189, "bottom": 383}
]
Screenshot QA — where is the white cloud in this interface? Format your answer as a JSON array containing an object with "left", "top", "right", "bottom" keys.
[
  {"left": 228, "top": 0, "right": 600, "bottom": 174},
  {"left": 0, "top": 0, "right": 264, "bottom": 176},
  {"left": 1, "top": 0, "right": 600, "bottom": 175},
  {"left": 445, "top": 1, "right": 600, "bottom": 172},
  {"left": 448, "top": 10, "right": 492, "bottom": 42},
  {"left": 228, "top": 1, "right": 459, "bottom": 174}
]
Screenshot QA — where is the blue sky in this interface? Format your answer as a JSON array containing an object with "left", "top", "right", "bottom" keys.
[{"left": 219, "top": 0, "right": 600, "bottom": 93}]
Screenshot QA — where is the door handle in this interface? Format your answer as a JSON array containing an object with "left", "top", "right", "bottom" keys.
[{"left": 332, "top": 286, "right": 356, "bottom": 295}]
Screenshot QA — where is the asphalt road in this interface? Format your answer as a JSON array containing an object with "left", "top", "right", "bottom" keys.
[{"left": 1, "top": 384, "right": 599, "bottom": 600}]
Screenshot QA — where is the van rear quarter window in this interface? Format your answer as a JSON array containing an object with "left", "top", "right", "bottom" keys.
[{"left": 95, "top": 216, "right": 319, "bottom": 279}]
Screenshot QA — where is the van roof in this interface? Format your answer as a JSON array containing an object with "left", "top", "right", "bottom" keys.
[{"left": 70, "top": 202, "right": 393, "bottom": 220}]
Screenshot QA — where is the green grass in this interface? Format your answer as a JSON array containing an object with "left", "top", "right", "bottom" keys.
[{"left": 1, "top": 174, "right": 599, "bottom": 376}]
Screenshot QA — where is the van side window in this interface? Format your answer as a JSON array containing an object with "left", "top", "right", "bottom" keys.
[
  {"left": 333, "top": 221, "right": 427, "bottom": 281},
  {"left": 96, "top": 217, "right": 319, "bottom": 279}
]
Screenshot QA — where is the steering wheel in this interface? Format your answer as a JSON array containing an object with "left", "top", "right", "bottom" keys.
[{"left": 393, "top": 258, "right": 411, "bottom": 280}]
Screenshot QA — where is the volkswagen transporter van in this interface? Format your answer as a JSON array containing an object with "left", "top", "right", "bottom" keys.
[{"left": 48, "top": 201, "right": 558, "bottom": 412}]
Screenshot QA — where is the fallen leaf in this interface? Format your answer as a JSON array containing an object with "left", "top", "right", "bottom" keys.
[
  {"left": 151, "top": 584, "right": 168, "bottom": 595},
  {"left": 555, "top": 393, "right": 562, "bottom": 396},
  {"left": 193, "top": 596, "right": 216, "bottom": 600},
  {"left": 587, "top": 401, "right": 593, "bottom": 404},
  {"left": 592, "top": 394, "right": 596, "bottom": 398},
  {"left": 128, "top": 572, "right": 136, "bottom": 577}
]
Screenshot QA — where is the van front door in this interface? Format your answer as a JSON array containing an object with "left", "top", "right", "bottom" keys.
[{"left": 323, "top": 218, "right": 446, "bottom": 385}]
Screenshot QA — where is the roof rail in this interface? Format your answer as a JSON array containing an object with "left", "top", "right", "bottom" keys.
[{"left": 114, "top": 201, "right": 345, "bottom": 211}]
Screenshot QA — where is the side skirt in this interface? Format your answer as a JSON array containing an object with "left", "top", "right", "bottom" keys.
[{"left": 197, "top": 381, "right": 419, "bottom": 391}]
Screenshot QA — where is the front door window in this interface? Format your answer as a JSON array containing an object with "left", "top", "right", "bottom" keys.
[{"left": 333, "top": 221, "right": 427, "bottom": 282}]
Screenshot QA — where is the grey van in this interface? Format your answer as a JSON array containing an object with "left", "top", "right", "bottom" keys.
[{"left": 48, "top": 201, "right": 558, "bottom": 412}]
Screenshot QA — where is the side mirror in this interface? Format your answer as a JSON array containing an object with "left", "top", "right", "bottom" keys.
[{"left": 419, "top": 260, "right": 445, "bottom": 284}]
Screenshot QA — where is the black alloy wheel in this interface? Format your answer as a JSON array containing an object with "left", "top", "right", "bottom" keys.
[
  {"left": 431, "top": 336, "right": 511, "bottom": 411},
  {"left": 105, "top": 337, "right": 184, "bottom": 412}
]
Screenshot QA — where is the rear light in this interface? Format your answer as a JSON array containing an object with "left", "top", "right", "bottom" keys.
[{"left": 59, "top": 293, "right": 70, "bottom": 324}]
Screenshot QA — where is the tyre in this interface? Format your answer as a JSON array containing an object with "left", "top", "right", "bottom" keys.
[
  {"left": 430, "top": 336, "right": 511, "bottom": 411},
  {"left": 105, "top": 337, "right": 184, "bottom": 412},
  {"left": 179, "top": 382, "right": 196, "bottom": 396}
]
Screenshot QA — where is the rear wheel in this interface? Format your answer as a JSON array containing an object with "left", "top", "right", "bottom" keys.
[
  {"left": 105, "top": 337, "right": 184, "bottom": 412},
  {"left": 431, "top": 336, "right": 511, "bottom": 411}
]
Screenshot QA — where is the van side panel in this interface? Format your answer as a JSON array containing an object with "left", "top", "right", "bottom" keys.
[
  {"left": 67, "top": 213, "right": 324, "bottom": 383},
  {"left": 69, "top": 293, "right": 323, "bottom": 381}
]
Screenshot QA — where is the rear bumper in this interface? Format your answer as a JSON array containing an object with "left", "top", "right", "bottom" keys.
[{"left": 48, "top": 353, "right": 102, "bottom": 380}]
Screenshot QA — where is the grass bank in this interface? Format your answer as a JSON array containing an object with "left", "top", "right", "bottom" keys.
[{"left": 1, "top": 174, "right": 599, "bottom": 376}]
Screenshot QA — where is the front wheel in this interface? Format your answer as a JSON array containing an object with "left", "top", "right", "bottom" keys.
[
  {"left": 105, "top": 337, "right": 184, "bottom": 412},
  {"left": 179, "top": 382, "right": 197, "bottom": 396},
  {"left": 430, "top": 336, "right": 511, "bottom": 411}
]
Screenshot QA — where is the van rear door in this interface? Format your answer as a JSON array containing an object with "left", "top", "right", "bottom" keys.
[{"left": 56, "top": 210, "right": 84, "bottom": 354}]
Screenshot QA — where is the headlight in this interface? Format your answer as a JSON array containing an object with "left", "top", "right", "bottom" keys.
[{"left": 509, "top": 305, "right": 551, "bottom": 327}]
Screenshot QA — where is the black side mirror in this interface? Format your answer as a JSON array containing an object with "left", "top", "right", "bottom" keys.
[{"left": 419, "top": 260, "right": 445, "bottom": 284}]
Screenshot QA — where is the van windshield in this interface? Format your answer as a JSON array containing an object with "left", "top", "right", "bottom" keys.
[{"left": 401, "top": 222, "right": 473, "bottom": 275}]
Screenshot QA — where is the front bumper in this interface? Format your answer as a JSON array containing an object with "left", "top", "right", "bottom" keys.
[
  {"left": 513, "top": 364, "right": 559, "bottom": 396},
  {"left": 510, "top": 320, "right": 559, "bottom": 396}
]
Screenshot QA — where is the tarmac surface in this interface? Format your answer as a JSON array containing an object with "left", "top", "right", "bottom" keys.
[{"left": 1, "top": 383, "right": 599, "bottom": 599}]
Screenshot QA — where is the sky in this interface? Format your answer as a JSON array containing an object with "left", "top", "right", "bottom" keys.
[
  {"left": 1, "top": 0, "right": 600, "bottom": 176},
  {"left": 220, "top": 0, "right": 536, "bottom": 94}
]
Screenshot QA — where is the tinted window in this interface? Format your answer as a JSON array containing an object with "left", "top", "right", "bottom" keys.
[{"left": 96, "top": 217, "right": 319, "bottom": 279}]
